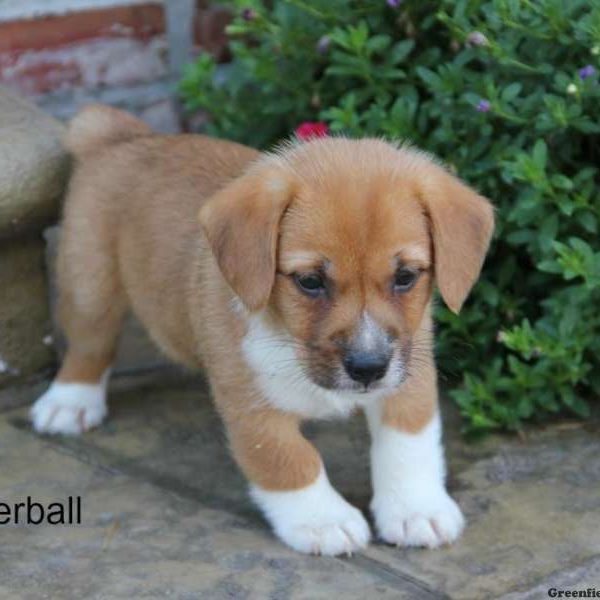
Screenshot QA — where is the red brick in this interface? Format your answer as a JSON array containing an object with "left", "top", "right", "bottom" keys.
[
  {"left": 0, "top": 5, "right": 165, "bottom": 53},
  {"left": 0, "top": 2, "right": 233, "bottom": 96},
  {"left": 194, "top": 5, "right": 232, "bottom": 62}
]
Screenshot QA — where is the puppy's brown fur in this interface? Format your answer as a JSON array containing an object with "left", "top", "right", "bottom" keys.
[{"left": 54, "top": 105, "right": 493, "bottom": 492}]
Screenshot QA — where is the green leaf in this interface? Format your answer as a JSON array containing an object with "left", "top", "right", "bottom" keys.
[
  {"left": 577, "top": 211, "right": 598, "bottom": 234},
  {"left": 501, "top": 82, "right": 522, "bottom": 103},
  {"left": 389, "top": 40, "right": 415, "bottom": 64},
  {"left": 367, "top": 34, "right": 391, "bottom": 55},
  {"left": 416, "top": 66, "right": 442, "bottom": 88},
  {"left": 532, "top": 139, "right": 548, "bottom": 171}
]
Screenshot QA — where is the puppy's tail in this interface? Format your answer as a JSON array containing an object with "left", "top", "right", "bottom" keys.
[{"left": 65, "top": 104, "right": 152, "bottom": 159}]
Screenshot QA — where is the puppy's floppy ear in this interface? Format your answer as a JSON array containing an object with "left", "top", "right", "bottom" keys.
[
  {"left": 418, "top": 165, "right": 494, "bottom": 314},
  {"left": 198, "top": 164, "right": 294, "bottom": 311}
]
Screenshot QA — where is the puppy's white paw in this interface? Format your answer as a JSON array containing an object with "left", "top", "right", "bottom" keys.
[
  {"left": 372, "top": 489, "right": 465, "bottom": 548},
  {"left": 251, "top": 469, "right": 370, "bottom": 556},
  {"left": 30, "top": 378, "right": 108, "bottom": 435}
]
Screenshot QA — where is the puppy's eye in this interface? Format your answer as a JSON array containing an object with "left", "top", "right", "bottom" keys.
[
  {"left": 294, "top": 273, "right": 326, "bottom": 297},
  {"left": 393, "top": 268, "right": 419, "bottom": 293}
]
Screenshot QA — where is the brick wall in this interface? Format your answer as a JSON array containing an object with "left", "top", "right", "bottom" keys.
[{"left": 0, "top": 0, "right": 230, "bottom": 131}]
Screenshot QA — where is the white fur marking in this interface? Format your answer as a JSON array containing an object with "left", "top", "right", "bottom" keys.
[
  {"left": 398, "top": 243, "right": 430, "bottom": 264},
  {"left": 230, "top": 296, "right": 249, "bottom": 317},
  {"left": 266, "top": 177, "right": 287, "bottom": 192},
  {"left": 242, "top": 313, "right": 387, "bottom": 418},
  {"left": 353, "top": 312, "right": 383, "bottom": 353},
  {"left": 365, "top": 407, "right": 465, "bottom": 548},
  {"left": 30, "top": 371, "right": 110, "bottom": 435},
  {"left": 279, "top": 251, "right": 321, "bottom": 272},
  {"left": 250, "top": 467, "right": 370, "bottom": 556}
]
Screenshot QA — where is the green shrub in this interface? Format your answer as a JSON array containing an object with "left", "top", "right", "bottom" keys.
[{"left": 180, "top": 0, "right": 600, "bottom": 434}]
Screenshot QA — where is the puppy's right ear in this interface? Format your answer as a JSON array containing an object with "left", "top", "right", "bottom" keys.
[{"left": 198, "top": 164, "right": 295, "bottom": 312}]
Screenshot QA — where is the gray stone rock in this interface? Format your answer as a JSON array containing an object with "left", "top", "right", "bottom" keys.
[
  {"left": 0, "top": 237, "right": 54, "bottom": 388},
  {"left": 0, "top": 87, "right": 70, "bottom": 239},
  {"left": 498, "top": 555, "right": 600, "bottom": 599}
]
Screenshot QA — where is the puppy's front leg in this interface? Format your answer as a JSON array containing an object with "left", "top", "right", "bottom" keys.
[
  {"left": 365, "top": 370, "right": 464, "bottom": 548},
  {"left": 223, "top": 406, "right": 370, "bottom": 556}
]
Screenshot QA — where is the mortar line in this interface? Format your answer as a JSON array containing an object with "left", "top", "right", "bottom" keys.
[{"left": 351, "top": 554, "right": 449, "bottom": 599}]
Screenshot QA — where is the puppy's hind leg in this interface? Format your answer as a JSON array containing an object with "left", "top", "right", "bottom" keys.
[{"left": 31, "top": 220, "right": 127, "bottom": 435}]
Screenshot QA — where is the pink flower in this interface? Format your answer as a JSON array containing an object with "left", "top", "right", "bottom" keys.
[{"left": 295, "top": 121, "right": 329, "bottom": 140}]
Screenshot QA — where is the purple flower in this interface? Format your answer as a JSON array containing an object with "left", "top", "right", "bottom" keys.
[
  {"left": 476, "top": 99, "right": 491, "bottom": 113},
  {"left": 387, "top": 0, "right": 402, "bottom": 7},
  {"left": 579, "top": 65, "right": 596, "bottom": 80},
  {"left": 241, "top": 8, "right": 256, "bottom": 21},
  {"left": 466, "top": 31, "right": 488, "bottom": 47},
  {"left": 316, "top": 35, "right": 330, "bottom": 54}
]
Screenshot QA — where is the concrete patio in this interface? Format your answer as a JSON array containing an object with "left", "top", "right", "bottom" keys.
[{"left": 1, "top": 367, "right": 599, "bottom": 599}]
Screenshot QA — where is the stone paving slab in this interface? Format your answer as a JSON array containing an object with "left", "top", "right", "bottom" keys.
[
  {"left": 1, "top": 371, "right": 599, "bottom": 599},
  {"left": 0, "top": 391, "right": 426, "bottom": 599}
]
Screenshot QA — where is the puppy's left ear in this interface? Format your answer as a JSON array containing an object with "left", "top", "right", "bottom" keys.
[
  {"left": 418, "top": 165, "right": 495, "bottom": 314},
  {"left": 198, "top": 164, "right": 294, "bottom": 311}
]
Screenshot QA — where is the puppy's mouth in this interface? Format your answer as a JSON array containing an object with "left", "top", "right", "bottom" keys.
[{"left": 303, "top": 346, "right": 409, "bottom": 395}]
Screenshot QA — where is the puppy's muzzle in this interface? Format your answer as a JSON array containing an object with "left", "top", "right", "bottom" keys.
[{"left": 343, "top": 351, "right": 390, "bottom": 386}]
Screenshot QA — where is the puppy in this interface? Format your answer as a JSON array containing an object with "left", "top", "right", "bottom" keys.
[{"left": 31, "top": 105, "right": 494, "bottom": 556}]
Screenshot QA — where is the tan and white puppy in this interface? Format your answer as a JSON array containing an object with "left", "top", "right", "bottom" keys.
[{"left": 31, "top": 106, "right": 494, "bottom": 556}]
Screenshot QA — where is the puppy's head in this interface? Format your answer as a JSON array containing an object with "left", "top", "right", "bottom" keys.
[{"left": 199, "top": 139, "right": 494, "bottom": 394}]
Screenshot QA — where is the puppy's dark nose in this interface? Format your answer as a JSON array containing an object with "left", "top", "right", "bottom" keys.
[{"left": 343, "top": 352, "right": 389, "bottom": 386}]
